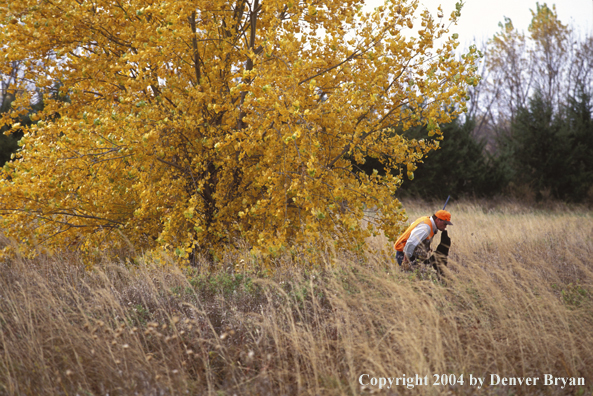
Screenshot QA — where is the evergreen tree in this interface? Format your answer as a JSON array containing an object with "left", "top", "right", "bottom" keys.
[
  {"left": 504, "top": 90, "right": 593, "bottom": 202},
  {"left": 356, "top": 118, "right": 507, "bottom": 199},
  {"left": 563, "top": 90, "right": 593, "bottom": 201},
  {"left": 400, "top": 118, "right": 506, "bottom": 198}
]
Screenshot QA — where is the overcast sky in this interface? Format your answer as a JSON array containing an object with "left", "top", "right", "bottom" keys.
[{"left": 367, "top": 0, "right": 592, "bottom": 46}]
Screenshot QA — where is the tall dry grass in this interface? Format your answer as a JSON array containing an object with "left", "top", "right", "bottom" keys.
[{"left": 0, "top": 199, "right": 592, "bottom": 395}]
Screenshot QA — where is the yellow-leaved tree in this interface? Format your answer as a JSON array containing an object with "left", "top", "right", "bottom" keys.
[{"left": 0, "top": 0, "right": 479, "bottom": 262}]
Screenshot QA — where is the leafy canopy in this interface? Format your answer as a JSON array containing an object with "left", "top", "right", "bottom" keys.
[{"left": 0, "top": 0, "right": 479, "bottom": 261}]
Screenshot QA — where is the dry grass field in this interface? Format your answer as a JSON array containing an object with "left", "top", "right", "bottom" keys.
[{"left": 1, "top": 199, "right": 592, "bottom": 395}]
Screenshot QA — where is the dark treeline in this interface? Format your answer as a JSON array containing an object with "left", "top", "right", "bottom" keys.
[{"left": 394, "top": 89, "right": 593, "bottom": 203}]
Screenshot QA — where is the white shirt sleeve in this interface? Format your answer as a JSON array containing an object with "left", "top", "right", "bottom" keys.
[{"left": 403, "top": 222, "right": 431, "bottom": 258}]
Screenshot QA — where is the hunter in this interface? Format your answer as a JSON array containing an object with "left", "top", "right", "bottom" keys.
[{"left": 394, "top": 209, "right": 452, "bottom": 270}]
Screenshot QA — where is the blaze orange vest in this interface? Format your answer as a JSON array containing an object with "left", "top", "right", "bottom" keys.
[{"left": 394, "top": 216, "right": 435, "bottom": 252}]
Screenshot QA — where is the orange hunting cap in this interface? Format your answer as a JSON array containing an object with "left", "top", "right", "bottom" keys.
[{"left": 435, "top": 210, "right": 453, "bottom": 225}]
